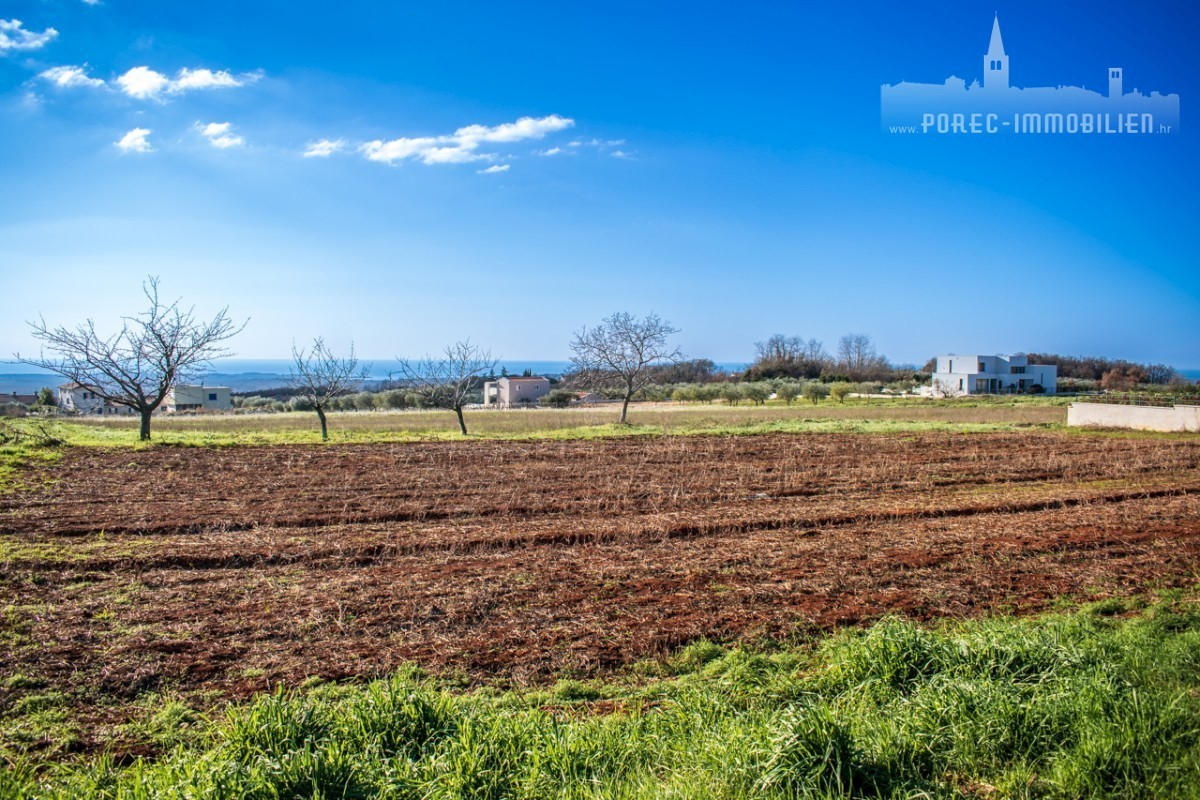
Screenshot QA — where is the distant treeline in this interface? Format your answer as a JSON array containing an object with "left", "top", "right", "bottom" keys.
[
  {"left": 222, "top": 339, "right": 1190, "bottom": 413},
  {"left": 1018, "top": 353, "right": 1178, "bottom": 385}
]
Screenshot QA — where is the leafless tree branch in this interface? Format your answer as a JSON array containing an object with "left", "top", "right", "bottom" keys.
[
  {"left": 14, "top": 276, "right": 246, "bottom": 440},
  {"left": 568, "top": 311, "right": 681, "bottom": 423},
  {"left": 396, "top": 339, "right": 497, "bottom": 435},
  {"left": 286, "top": 338, "right": 370, "bottom": 440}
]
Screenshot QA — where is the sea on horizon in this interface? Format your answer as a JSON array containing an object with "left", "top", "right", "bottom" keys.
[{"left": 0, "top": 358, "right": 754, "bottom": 394}]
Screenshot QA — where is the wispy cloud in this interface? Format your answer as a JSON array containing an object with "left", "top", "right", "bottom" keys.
[
  {"left": 116, "top": 66, "right": 258, "bottom": 100},
  {"left": 537, "top": 147, "right": 564, "bottom": 156},
  {"left": 569, "top": 138, "right": 626, "bottom": 149},
  {"left": 303, "top": 138, "right": 345, "bottom": 158},
  {"left": 0, "top": 19, "right": 58, "bottom": 52},
  {"left": 38, "top": 65, "right": 106, "bottom": 89},
  {"left": 81, "top": 0, "right": 102, "bottom": 5},
  {"left": 115, "top": 127, "right": 153, "bottom": 153},
  {"left": 361, "top": 114, "right": 574, "bottom": 166},
  {"left": 197, "top": 121, "right": 244, "bottom": 148},
  {"left": 477, "top": 164, "right": 510, "bottom": 174}
]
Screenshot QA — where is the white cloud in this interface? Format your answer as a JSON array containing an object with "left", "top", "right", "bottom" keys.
[
  {"left": 116, "top": 66, "right": 170, "bottom": 99},
  {"left": 303, "top": 138, "right": 345, "bottom": 158},
  {"left": 538, "top": 147, "right": 563, "bottom": 156},
  {"left": 116, "top": 66, "right": 256, "bottom": 100},
  {"left": 82, "top": 0, "right": 102, "bottom": 5},
  {"left": 478, "top": 164, "right": 510, "bottom": 174},
  {"left": 39, "top": 65, "right": 106, "bottom": 89},
  {"left": 569, "top": 137, "right": 626, "bottom": 149},
  {"left": 362, "top": 114, "right": 574, "bottom": 167},
  {"left": 454, "top": 114, "right": 573, "bottom": 145},
  {"left": 197, "top": 121, "right": 244, "bottom": 148},
  {"left": 174, "top": 67, "right": 244, "bottom": 92},
  {"left": 115, "top": 127, "right": 153, "bottom": 153},
  {"left": 611, "top": 150, "right": 631, "bottom": 159},
  {"left": 0, "top": 19, "right": 58, "bottom": 52}
]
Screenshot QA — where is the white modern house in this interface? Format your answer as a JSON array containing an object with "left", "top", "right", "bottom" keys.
[
  {"left": 482, "top": 376, "right": 551, "bottom": 406},
  {"left": 162, "top": 385, "right": 233, "bottom": 413},
  {"left": 932, "top": 355, "right": 1056, "bottom": 396},
  {"left": 56, "top": 383, "right": 137, "bottom": 415}
]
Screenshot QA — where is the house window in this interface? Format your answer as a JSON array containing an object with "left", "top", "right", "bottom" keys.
[
  {"left": 978, "top": 362, "right": 986, "bottom": 372},
  {"left": 1011, "top": 366, "right": 1025, "bottom": 374},
  {"left": 948, "top": 360, "right": 953, "bottom": 372},
  {"left": 958, "top": 378, "right": 963, "bottom": 390},
  {"left": 208, "top": 393, "right": 217, "bottom": 401}
]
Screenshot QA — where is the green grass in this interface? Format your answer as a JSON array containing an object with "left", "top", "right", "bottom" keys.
[
  {"left": 0, "top": 419, "right": 64, "bottom": 492},
  {"left": 33, "top": 399, "right": 1068, "bottom": 449},
  {"left": 5, "top": 597, "right": 1200, "bottom": 798}
]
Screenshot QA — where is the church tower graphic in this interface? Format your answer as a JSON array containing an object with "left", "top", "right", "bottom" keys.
[
  {"left": 983, "top": 15, "right": 1009, "bottom": 90},
  {"left": 880, "top": 14, "right": 1179, "bottom": 134}
]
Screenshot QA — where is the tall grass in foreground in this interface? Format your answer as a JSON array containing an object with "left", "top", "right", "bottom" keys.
[{"left": 5, "top": 599, "right": 1199, "bottom": 798}]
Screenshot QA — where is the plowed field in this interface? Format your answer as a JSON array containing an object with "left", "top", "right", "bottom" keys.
[{"left": 2, "top": 431, "right": 1199, "bottom": 753}]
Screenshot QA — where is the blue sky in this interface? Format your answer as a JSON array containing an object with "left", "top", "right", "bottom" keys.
[{"left": 1, "top": 1, "right": 1197, "bottom": 367}]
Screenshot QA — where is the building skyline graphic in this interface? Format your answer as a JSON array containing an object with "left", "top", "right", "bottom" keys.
[{"left": 881, "top": 15, "right": 1180, "bottom": 134}]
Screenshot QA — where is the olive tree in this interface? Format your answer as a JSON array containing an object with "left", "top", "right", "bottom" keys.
[
  {"left": 397, "top": 339, "right": 497, "bottom": 435},
  {"left": 802, "top": 382, "right": 830, "bottom": 404},
  {"left": 286, "top": 339, "right": 369, "bottom": 441},
  {"left": 16, "top": 277, "right": 244, "bottom": 441},
  {"left": 568, "top": 312, "right": 682, "bottom": 424},
  {"left": 829, "top": 382, "right": 853, "bottom": 404}
]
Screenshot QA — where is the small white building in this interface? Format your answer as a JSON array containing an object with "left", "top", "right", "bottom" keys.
[
  {"left": 162, "top": 385, "right": 233, "bottom": 413},
  {"left": 482, "top": 376, "right": 551, "bottom": 406},
  {"left": 932, "top": 355, "right": 1056, "bottom": 396},
  {"left": 56, "top": 383, "right": 137, "bottom": 415}
]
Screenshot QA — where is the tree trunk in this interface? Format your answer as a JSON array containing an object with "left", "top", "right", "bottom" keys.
[
  {"left": 620, "top": 394, "right": 631, "bottom": 424},
  {"left": 455, "top": 405, "right": 468, "bottom": 435},
  {"left": 317, "top": 406, "right": 328, "bottom": 441},
  {"left": 139, "top": 408, "right": 152, "bottom": 441}
]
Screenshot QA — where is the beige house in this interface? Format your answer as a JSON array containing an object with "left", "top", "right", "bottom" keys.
[
  {"left": 56, "top": 383, "right": 137, "bottom": 415},
  {"left": 482, "top": 376, "right": 550, "bottom": 406},
  {"left": 162, "top": 385, "right": 233, "bottom": 413}
]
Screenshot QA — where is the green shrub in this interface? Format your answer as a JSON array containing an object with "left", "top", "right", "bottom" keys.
[{"left": 802, "top": 382, "right": 830, "bottom": 404}]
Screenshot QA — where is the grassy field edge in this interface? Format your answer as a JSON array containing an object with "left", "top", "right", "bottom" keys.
[{"left": 4, "top": 591, "right": 1200, "bottom": 798}]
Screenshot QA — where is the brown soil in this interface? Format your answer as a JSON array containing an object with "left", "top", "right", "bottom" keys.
[{"left": 2, "top": 431, "right": 1199, "bottom": 753}]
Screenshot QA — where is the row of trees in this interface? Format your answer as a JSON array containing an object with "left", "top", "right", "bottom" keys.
[
  {"left": 16, "top": 277, "right": 1189, "bottom": 441},
  {"left": 1021, "top": 353, "right": 1178, "bottom": 385},
  {"left": 16, "top": 278, "right": 681, "bottom": 440},
  {"left": 285, "top": 338, "right": 499, "bottom": 440},
  {"left": 744, "top": 333, "right": 896, "bottom": 382}
]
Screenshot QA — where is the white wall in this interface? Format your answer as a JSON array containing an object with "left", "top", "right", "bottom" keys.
[
  {"left": 165, "top": 385, "right": 232, "bottom": 411},
  {"left": 1068, "top": 403, "right": 1200, "bottom": 433}
]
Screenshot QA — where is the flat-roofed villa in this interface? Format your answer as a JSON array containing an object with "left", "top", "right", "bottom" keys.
[{"left": 932, "top": 354, "right": 1057, "bottom": 396}]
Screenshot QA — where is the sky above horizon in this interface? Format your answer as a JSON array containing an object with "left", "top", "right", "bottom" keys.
[{"left": 1, "top": 1, "right": 1197, "bottom": 367}]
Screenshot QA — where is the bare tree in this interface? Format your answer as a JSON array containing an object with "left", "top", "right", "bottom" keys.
[
  {"left": 755, "top": 334, "right": 805, "bottom": 363},
  {"left": 747, "top": 334, "right": 828, "bottom": 380},
  {"left": 836, "top": 332, "right": 892, "bottom": 379},
  {"left": 801, "top": 338, "right": 828, "bottom": 363},
  {"left": 932, "top": 376, "right": 964, "bottom": 398},
  {"left": 397, "top": 339, "right": 497, "bottom": 435},
  {"left": 15, "top": 277, "right": 245, "bottom": 441},
  {"left": 836, "top": 333, "right": 876, "bottom": 373},
  {"left": 569, "top": 311, "right": 682, "bottom": 424},
  {"left": 286, "top": 339, "right": 370, "bottom": 441}
]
